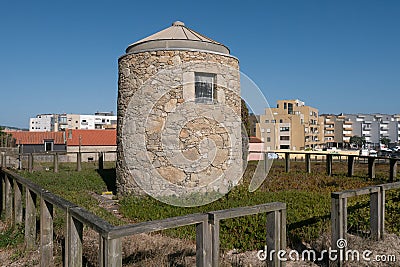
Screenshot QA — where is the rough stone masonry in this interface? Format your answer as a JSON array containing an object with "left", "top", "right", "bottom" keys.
[{"left": 117, "top": 22, "right": 243, "bottom": 205}]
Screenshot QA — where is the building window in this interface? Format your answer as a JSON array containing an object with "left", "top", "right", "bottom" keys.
[
  {"left": 44, "top": 140, "right": 54, "bottom": 152},
  {"left": 267, "top": 137, "right": 271, "bottom": 142},
  {"left": 265, "top": 120, "right": 269, "bottom": 123},
  {"left": 280, "top": 136, "right": 290, "bottom": 141},
  {"left": 267, "top": 128, "right": 271, "bottom": 133},
  {"left": 280, "top": 127, "right": 290, "bottom": 132},
  {"left": 195, "top": 73, "right": 215, "bottom": 103},
  {"left": 279, "top": 119, "right": 283, "bottom": 123},
  {"left": 271, "top": 120, "right": 276, "bottom": 123},
  {"left": 288, "top": 103, "right": 293, "bottom": 114},
  {"left": 284, "top": 102, "right": 287, "bottom": 109}
]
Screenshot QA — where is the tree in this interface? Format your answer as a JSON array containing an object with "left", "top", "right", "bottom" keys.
[
  {"left": 380, "top": 137, "right": 391, "bottom": 148},
  {"left": 350, "top": 135, "right": 366, "bottom": 149},
  {"left": 241, "top": 99, "right": 251, "bottom": 137}
]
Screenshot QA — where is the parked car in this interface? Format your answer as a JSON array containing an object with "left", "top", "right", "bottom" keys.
[
  {"left": 369, "top": 150, "right": 378, "bottom": 157},
  {"left": 378, "top": 150, "right": 392, "bottom": 157},
  {"left": 359, "top": 149, "right": 369, "bottom": 156},
  {"left": 267, "top": 153, "right": 279, "bottom": 159},
  {"left": 391, "top": 151, "right": 400, "bottom": 159}
]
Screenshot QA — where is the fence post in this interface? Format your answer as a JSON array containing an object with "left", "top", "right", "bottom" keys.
[
  {"left": 53, "top": 153, "right": 59, "bottom": 173},
  {"left": 370, "top": 189, "right": 384, "bottom": 241},
  {"left": 13, "top": 180, "right": 23, "bottom": 224},
  {"left": 210, "top": 215, "right": 220, "bottom": 267},
  {"left": 102, "top": 237, "right": 122, "bottom": 267},
  {"left": 389, "top": 159, "right": 397, "bottom": 182},
  {"left": 347, "top": 156, "right": 355, "bottom": 177},
  {"left": 305, "top": 154, "right": 311, "bottom": 173},
  {"left": 331, "top": 193, "right": 347, "bottom": 267},
  {"left": 196, "top": 220, "right": 212, "bottom": 267},
  {"left": 68, "top": 215, "right": 83, "bottom": 266},
  {"left": 25, "top": 189, "right": 37, "bottom": 250},
  {"left": 1, "top": 172, "right": 4, "bottom": 216},
  {"left": 40, "top": 198, "right": 54, "bottom": 267},
  {"left": 285, "top": 152, "right": 290, "bottom": 173},
  {"left": 5, "top": 174, "right": 13, "bottom": 223},
  {"left": 368, "top": 157, "right": 376, "bottom": 179},
  {"left": 326, "top": 154, "right": 333, "bottom": 176},
  {"left": 28, "top": 153, "right": 34, "bottom": 173},
  {"left": 99, "top": 152, "right": 104, "bottom": 170},
  {"left": 1, "top": 152, "right": 5, "bottom": 167},
  {"left": 266, "top": 210, "right": 284, "bottom": 267},
  {"left": 76, "top": 152, "right": 82, "bottom": 171}
]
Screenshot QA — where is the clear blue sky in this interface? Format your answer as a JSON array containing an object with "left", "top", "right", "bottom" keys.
[{"left": 1, "top": 0, "right": 399, "bottom": 128}]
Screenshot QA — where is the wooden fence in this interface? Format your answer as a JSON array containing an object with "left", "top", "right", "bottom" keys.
[
  {"left": 0, "top": 151, "right": 116, "bottom": 172},
  {"left": 0, "top": 167, "right": 286, "bottom": 267},
  {"left": 273, "top": 151, "right": 398, "bottom": 181},
  {"left": 331, "top": 181, "right": 400, "bottom": 267}
]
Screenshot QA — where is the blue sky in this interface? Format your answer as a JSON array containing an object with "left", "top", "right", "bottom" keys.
[{"left": 1, "top": 0, "right": 399, "bottom": 128}]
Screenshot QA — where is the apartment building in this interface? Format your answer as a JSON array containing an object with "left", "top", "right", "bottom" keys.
[
  {"left": 29, "top": 112, "right": 117, "bottom": 131},
  {"left": 344, "top": 114, "right": 400, "bottom": 147},
  {"left": 256, "top": 99, "right": 324, "bottom": 151},
  {"left": 321, "top": 114, "right": 355, "bottom": 148}
]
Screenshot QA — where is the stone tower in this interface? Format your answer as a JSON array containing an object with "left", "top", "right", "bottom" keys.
[{"left": 117, "top": 21, "right": 242, "bottom": 206}]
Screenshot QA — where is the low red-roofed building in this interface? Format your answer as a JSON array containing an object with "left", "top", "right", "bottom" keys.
[
  {"left": 66, "top": 129, "right": 117, "bottom": 162},
  {"left": 248, "top": 136, "right": 265, "bottom": 161},
  {"left": 6, "top": 131, "right": 66, "bottom": 153}
]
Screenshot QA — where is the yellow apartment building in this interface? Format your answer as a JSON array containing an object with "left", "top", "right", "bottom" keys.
[{"left": 256, "top": 99, "right": 324, "bottom": 151}]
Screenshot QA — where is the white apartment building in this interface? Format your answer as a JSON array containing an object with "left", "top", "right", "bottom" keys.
[
  {"left": 29, "top": 114, "right": 55, "bottom": 131},
  {"left": 29, "top": 112, "right": 117, "bottom": 131}
]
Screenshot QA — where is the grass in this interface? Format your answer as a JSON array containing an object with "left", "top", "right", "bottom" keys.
[{"left": 10, "top": 158, "right": 400, "bottom": 253}]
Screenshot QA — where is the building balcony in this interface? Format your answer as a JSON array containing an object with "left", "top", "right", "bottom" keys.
[
  {"left": 325, "top": 127, "right": 334, "bottom": 131},
  {"left": 344, "top": 133, "right": 353, "bottom": 137}
]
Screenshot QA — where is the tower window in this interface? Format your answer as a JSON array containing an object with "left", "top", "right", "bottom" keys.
[{"left": 195, "top": 73, "right": 216, "bottom": 103}]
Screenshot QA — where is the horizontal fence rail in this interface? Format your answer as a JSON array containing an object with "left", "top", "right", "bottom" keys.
[
  {"left": 330, "top": 181, "right": 400, "bottom": 267},
  {"left": 265, "top": 151, "right": 398, "bottom": 180},
  {"left": 0, "top": 167, "right": 287, "bottom": 267}
]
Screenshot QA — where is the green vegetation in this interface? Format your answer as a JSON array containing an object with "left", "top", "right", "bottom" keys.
[
  {"left": 0, "top": 224, "right": 24, "bottom": 248},
  {"left": 10, "top": 159, "right": 400, "bottom": 253}
]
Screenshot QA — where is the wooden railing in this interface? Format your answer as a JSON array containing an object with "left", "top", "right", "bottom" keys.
[
  {"left": 0, "top": 151, "right": 116, "bottom": 172},
  {"left": 0, "top": 167, "right": 286, "bottom": 267},
  {"left": 270, "top": 151, "right": 398, "bottom": 181},
  {"left": 330, "top": 181, "right": 400, "bottom": 267}
]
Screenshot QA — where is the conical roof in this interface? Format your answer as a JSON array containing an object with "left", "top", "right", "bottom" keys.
[{"left": 125, "top": 21, "right": 230, "bottom": 55}]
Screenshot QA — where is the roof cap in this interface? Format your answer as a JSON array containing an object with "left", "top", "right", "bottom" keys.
[{"left": 125, "top": 21, "right": 230, "bottom": 55}]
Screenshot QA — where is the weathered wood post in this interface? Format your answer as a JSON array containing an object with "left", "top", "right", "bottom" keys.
[
  {"left": 28, "top": 153, "right": 34, "bottom": 173},
  {"left": 68, "top": 216, "right": 83, "bottom": 266},
  {"left": 210, "top": 215, "right": 220, "bottom": 267},
  {"left": 0, "top": 152, "right": 5, "bottom": 167},
  {"left": 368, "top": 157, "right": 376, "bottom": 179},
  {"left": 13, "top": 180, "right": 23, "bottom": 224},
  {"left": 98, "top": 152, "right": 104, "bottom": 170},
  {"left": 53, "top": 153, "right": 59, "bottom": 173},
  {"left": 5, "top": 174, "right": 13, "bottom": 222},
  {"left": 25, "top": 189, "right": 37, "bottom": 250},
  {"left": 370, "top": 187, "right": 385, "bottom": 241},
  {"left": 266, "top": 209, "right": 286, "bottom": 267},
  {"left": 347, "top": 155, "right": 355, "bottom": 177},
  {"left": 0, "top": 172, "right": 4, "bottom": 216},
  {"left": 326, "top": 154, "right": 333, "bottom": 176},
  {"left": 285, "top": 152, "right": 290, "bottom": 173},
  {"left": 196, "top": 220, "right": 212, "bottom": 267},
  {"left": 305, "top": 154, "right": 311, "bottom": 173},
  {"left": 40, "top": 198, "right": 54, "bottom": 266},
  {"left": 331, "top": 193, "right": 347, "bottom": 267},
  {"left": 389, "top": 158, "right": 397, "bottom": 182},
  {"left": 76, "top": 152, "right": 82, "bottom": 172},
  {"left": 101, "top": 237, "right": 122, "bottom": 267}
]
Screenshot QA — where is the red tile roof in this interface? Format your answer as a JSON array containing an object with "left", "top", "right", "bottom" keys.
[
  {"left": 249, "top": 136, "right": 263, "bottom": 143},
  {"left": 6, "top": 131, "right": 65, "bottom": 145},
  {"left": 66, "top": 129, "right": 116, "bottom": 146}
]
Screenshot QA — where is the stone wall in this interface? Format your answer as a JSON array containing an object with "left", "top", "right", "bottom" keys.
[{"left": 117, "top": 50, "right": 242, "bottom": 203}]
